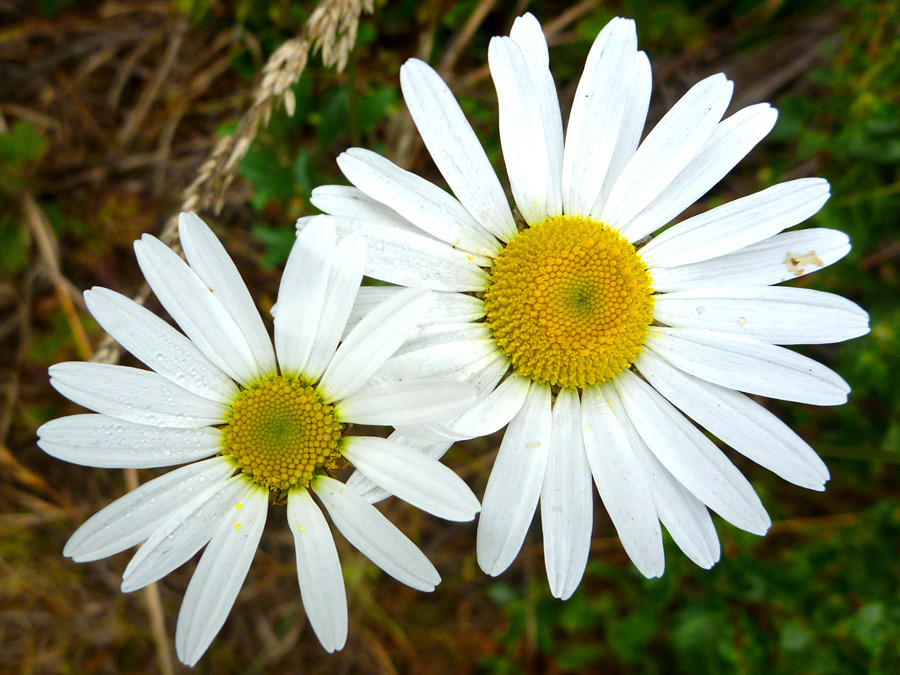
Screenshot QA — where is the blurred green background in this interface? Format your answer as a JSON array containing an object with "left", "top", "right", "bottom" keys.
[{"left": 1, "top": 0, "right": 898, "bottom": 672}]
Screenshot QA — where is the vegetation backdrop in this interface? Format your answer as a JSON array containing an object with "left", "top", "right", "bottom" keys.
[{"left": 1, "top": 0, "right": 898, "bottom": 673}]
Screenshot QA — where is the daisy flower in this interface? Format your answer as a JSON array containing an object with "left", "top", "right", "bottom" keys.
[
  {"left": 37, "top": 213, "right": 480, "bottom": 665},
  {"left": 301, "top": 13, "right": 870, "bottom": 599}
]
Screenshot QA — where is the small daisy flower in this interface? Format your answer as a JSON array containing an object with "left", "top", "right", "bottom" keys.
[
  {"left": 301, "top": 14, "right": 870, "bottom": 599},
  {"left": 37, "top": 213, "right": 480, "bottom": 665}
]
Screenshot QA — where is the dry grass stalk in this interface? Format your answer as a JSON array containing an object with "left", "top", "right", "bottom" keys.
[
  {"left": 94, "top": 0, "right": 373, "bottom": 367},
  {"left": 181, "top": 0, "right": 373, "bottom": 217}
]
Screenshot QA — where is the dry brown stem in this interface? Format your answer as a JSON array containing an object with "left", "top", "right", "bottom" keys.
[
  {"left": 181, "top": 0, "right": 374, "bottom": 217},
  {"left": 94, "top": 0, "right": 374, "bottom": 367}
]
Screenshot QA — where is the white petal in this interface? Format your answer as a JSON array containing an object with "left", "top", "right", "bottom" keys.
[
  {"left": 319, "top": 288, "right": 433, "bottom": 401},
  {"left": 580, "top": 384, "right": 664, "bottom": 578},
  {"left": 303, "top": 215, "right": 489, "bottom": 292},
  {"left": 337, "top": 379, "right": 477, "bottom": 426},
  {"left": 338, "top": 148, "right": 501, "bottom": 257},
  {"left": 613, "top": 369, "right": 771, "bottom": 535},
  {"left": 48, "top": 362, "right": 227, "bottom": 428},
  {"left": 510, "top": 12, "right": 563, "bottom": 215},
  {"left": 592, "top": 51, "right": 651, "bottom": 211},
  {"left": 134, "top": 235, "right": 260, "bottom": 386},
  {"left": 345, "top": 431, "right": 453, "bottom": 505},
  {"left": 37, "top": 414, "right": 220, "bottom": 469},
  {"left": 287, "top": 488, "right": 347, "bottom": 653},
  {"left": 443, "top": 371, "right": 530, "bottom": 439},
  {"left": 621, "top": 103, "right": 778, "bottom": 241},
  {"left": 489, "top": 36, "right": 550, "bottom": 225},
  {"left": 304, "top": 235, "right": 367, "bottom": 381},
  {"left": 393, "top": 322, "right": 492, "bottom": 357},
  {"left": 343, "top": 287, "right": 484, "bottom": 340},
  {"left": 274, "top": 219, "right": 335, "bottom": 375},
  {"left": 175, "top": 483, "right": 267, "bottom": 667},
  {"left": 376, "top": 338, "right": 500, "bottom": 382},
  {"left": 477, "top": 383, "right": 552, "bottom": 576},
  {"left": 179, "top": 212, "right": 277, "bottom": 376},
  {"left": 341, "top": 436, "right": 480, "bottom": 522},
  {"left": 63, "top": 456, "right": 235, "bottom": 562},
  {"left": 311, "top": 184, "right": 426, "bottom": 236},
  {"left": 120, "top": 475, "right": 246, "bottom": 592},
  {"left": 313, "top": 475, "right": 440, "bottom": 591},
  {"left": 653, "top": 286, "right": 870, "bottom": 344},
  {"left": 393, "top": 355, "right": 515, "bottom": 443},
  {"left": 626, "top": 433, "right": 721, "bottom": 569},
  {"left": 638, "top": 178, "right": 831, "bottom": 267},
  {"left": 647, "top": 327, "right": 851, "bottom": 405},
  {"left": 456, "top": 349, "right": 510, "bottom": 396},
  {"left": 649, "top": 228, "right": 852, "bottom": 291},
  {"left": 83, "top": 287, "right": 237, "bottom": 404},
  {"left": 635, "top": 349, "right": 829, "bottom": 490},
  {"left": 602, "top": 73, "right": 733, "bottom": 229},
  {"left": 540, "top": 389, "right": 593, "bottom": 599},
  {"left": 400, "top": 58, "right": 517, "bottom": 242},
  {"left": 562, "top": 18, "right": 638, "bottom": 216}
]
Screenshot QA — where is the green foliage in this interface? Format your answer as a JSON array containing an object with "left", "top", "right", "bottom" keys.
[
  {"left": 38, "top": 0, "right": 73, "bottom": 17},
  {"left": 0, "top": 219, "right": 28, "bottom": 275},
  {"left": 766, "top": 0, "right": 900, "bottom": 461},
  {"left": 0, "top": 121, "right": 47, "bottom": 196},
  {"left": 0, "top": 122, "right": 47, "bottom": 165},
  {"left": 480, "top": 503, "right": 900, "bottom": 674},
  {"left": 234, "top": 69, "right": 398, "bottom": 266}
]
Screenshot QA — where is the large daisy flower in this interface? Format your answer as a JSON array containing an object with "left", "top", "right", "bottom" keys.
[
  {"left": 37, "top": 213, "right": 480, "bottom": 665},
  {"left": 301, "top": 14, "right": 870, "bottom": 600}
]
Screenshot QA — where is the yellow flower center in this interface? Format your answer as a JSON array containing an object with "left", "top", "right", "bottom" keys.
[
  {"left": 220, "top": 375, "right": 344, "bottom": 491},
  {"left": 484, "top": 215, "right": 654, "bottom": 389}
]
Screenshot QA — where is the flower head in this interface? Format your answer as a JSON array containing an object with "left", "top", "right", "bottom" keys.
[
  {"left": 38, "top": 213, "right": 479, "bottom": 664},
  {"left": 303, "top": 14, "right": 870, "bottom": 599}
]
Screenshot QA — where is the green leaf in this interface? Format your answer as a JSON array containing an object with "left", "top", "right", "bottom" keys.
[
  {"left": 250, "top": 223, "right": 295, "bottom": 268},
  {"left": 239, "top": 147, "right": 295, "bottom": 212},
  {"left": 0, "top": 122, "right": 47, "bottom": 165}
]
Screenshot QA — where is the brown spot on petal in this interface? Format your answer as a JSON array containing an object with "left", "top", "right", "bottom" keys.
[{"left": 784, "top": 250, "right": 824, "bottom": 276}]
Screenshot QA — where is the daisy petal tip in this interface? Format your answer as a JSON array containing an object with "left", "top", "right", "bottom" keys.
[
  {"left": 400, "top": 58, "right": 435, "bottom": 88},
  {"left": 551, "top": 585, "right": 577, "bottom": 602},
  {"left": 635, "top": 556, "right": 666, "bottom": 580},
  {"left": 475, "top": 546, "right": 507, "bottom": 578},
  {"left": 177, "top": 210, "right": 207, "bottom": 235},
  {"left": 119, "top": 577, "right": 139, "bottom": 594},
  {"left": 617, "top": 16, "right": 637, "bottom": 34},
  {"left": 748, "top": 513, "right": 773, "bottom": 537},
  {"left": 176, "top": 638, "right": 207, "bottom": 669},
  {"left": 512, "top": 12, "right": 540, "bottom": 31},
  {"left": 457, "top": 495, "right": 482, "bottom": 522},
  {"left": 694, "top": 555, "right": 718, "bottom": 571},
  {"left": 401, "top": 56, "right": 427, "bottom": 71},
  {"left": 62, "top": 536, "right": 89, "bottom": 561}
]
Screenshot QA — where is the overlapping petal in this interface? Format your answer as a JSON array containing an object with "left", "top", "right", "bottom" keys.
[
  {"left": 477, "top": 382, "right": 552, "bottom": 576},
  {"left": 287, "top": 488, "right": 348, "bottom": 653},
  {"left": 541, "top": 389, "right": 593, "bottom": 599},
  {"left": 175, "top": 483, "right": 267, "bottom": 667},
  {"left": 313, "top": 476, "right": 441, "bottom": 591}
]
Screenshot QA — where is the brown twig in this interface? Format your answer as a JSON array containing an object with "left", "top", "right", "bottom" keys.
[
  {"left": 20, "top": 194, "right": 93, "bottom": 362},
  {"left": 124, "top": 467, "right": 176, "bottom": 675},
  {"left": 437, "top": 0, "right": 500, "bottom": 77},
  {"left": 117, "top": 22, "right": 187, "bottom": 146}
]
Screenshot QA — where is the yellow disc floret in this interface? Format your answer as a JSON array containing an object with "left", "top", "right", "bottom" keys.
[
  {"left": 484, "top": 215, "right": 654, "bottom": 389},
  {"left": 220, "top": 375, "right": 344, "bottom": 491}
]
